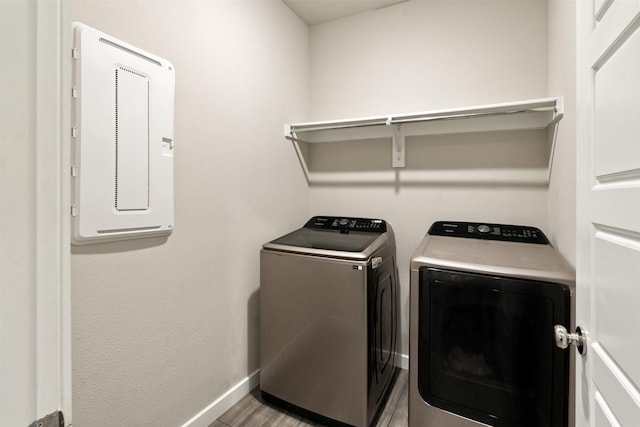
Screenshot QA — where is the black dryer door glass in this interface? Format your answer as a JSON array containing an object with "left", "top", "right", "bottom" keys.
[{"left": 418, "top": 268, "right": 570, "bottom": 427}]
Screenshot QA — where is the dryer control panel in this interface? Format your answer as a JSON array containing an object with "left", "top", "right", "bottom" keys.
[
  {"left": 428, "top": 221, "right": 549, "bottom": 244},
  {"left": 304, "top": 216, "right": 387, "bottom": 233}
]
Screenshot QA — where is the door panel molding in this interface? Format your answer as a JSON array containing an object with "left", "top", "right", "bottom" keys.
[{"left": 577, "top": 0, "right": 640, "bottom": 426}]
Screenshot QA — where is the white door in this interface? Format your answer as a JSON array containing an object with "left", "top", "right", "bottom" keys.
[
  {"left": 576, "top": 0, "right": 640, "bottom": 426},
  {"left": 0, "top": 1, "right": 71, "bottom": 426}
]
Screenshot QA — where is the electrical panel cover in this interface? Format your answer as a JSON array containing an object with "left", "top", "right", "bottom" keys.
[{"left": 71, "top": 22, "right": 175, "bottom": 244}]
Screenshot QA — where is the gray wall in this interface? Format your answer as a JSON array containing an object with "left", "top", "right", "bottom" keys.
[
  {"left": 307, "top": 0, "right": 553, "bottom": 358},
  {"left": 70, "top": 1, "right": 309, "bottom": 425},
  {"left": 547, "top": 0, "right": 577, "bottom": 267}
]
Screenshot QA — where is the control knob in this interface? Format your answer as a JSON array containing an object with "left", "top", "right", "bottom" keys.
[{"left": 477, "top": 224, "right": 491, "bottom": 234}]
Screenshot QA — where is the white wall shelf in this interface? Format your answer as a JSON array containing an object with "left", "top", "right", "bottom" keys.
[{"left": 285, "top": 97, "right": 563, "bottom": 182}]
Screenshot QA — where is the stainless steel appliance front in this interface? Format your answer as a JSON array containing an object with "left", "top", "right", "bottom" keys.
[
  {"left": 260, "top": 216, "right": 399, "bottom": 427},
  {"left": 409, "top": 221, "right": 576, "bottom": 427}
]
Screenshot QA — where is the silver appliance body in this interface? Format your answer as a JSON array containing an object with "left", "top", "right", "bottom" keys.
[
  {"left": 261, "top": 216, "right": 399, "bottom": 427},
  {"left": 409, "top": 221, "right": 575, "bottom": 427}
]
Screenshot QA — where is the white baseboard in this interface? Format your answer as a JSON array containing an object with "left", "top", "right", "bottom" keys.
[
  {"left": 180, "top": 369, "right": 260, "bottom": 427},
  {"left": 181, "top": 353, "right": 408, "bottom": 427}
]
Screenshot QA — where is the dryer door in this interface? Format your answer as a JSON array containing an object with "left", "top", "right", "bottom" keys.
[{"left": 418, "top": 268, "right": 571, "bottom": 427}]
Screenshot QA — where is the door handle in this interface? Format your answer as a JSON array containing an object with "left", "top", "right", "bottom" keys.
[{"left": 554, "top": 325, "right": 586, "bottom": 355}]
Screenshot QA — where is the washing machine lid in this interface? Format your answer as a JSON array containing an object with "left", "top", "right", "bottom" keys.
[
  {"left": 263, "top": 216, "right": 388, "bottom": 260},
  {"left": 411, "top": 221, "right": 575, "bottom": 287}
]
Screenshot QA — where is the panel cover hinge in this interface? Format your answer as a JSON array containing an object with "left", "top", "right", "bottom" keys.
[{"left": 29, "top": 410, "right": 64, "bottom": 427}]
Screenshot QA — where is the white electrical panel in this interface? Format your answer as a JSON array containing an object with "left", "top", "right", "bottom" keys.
[{"left": 71, "top": 22, "right": 175, "bottom": 245}]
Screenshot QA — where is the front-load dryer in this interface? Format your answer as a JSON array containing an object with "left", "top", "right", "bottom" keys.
[
  {"left": 409, "top": 221, "right": 575, "bottom": 427},
  {"left": 260, "top": 216, "right": 399, "bottom": 427}
]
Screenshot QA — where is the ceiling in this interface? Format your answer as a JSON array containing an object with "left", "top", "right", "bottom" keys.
[{"left": 282, "top": 0, "right": 408, "bottom": 26}]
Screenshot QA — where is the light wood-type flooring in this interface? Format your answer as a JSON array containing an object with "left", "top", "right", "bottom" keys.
[{"left": 210, "top": 369, "right": 408, "bottom": 427}]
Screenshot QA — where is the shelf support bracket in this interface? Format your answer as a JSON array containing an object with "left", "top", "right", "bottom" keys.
[{"left": 391, "top": 124, "right": 405, "bottom": 168}]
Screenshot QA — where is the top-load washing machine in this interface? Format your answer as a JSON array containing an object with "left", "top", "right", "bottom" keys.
[
  {"left": 409, "top": 221, "right": 576, "bottom": 427},
  {"left": 260, "top": 216, "right": 399, "bottom": 427}
]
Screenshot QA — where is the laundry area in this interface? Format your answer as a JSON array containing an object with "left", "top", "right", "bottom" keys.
[
  {"left": 66, "top": 0, "right": 576, "bottom": 422},
  {"left": 4, "top": 1, "right": 640, "bottom": 427}
]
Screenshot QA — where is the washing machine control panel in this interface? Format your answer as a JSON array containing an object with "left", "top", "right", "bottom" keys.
[
  {"left": 428, "top": 221, "right": 549, "bottom": 244},
  {"left": 304, "top": 216, "right": 387, "bottom": 233}
]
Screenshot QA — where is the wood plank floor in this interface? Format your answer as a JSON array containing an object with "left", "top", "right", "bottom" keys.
[{"left": 211, "top": 369, "right": 408, "bottom": 427}]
